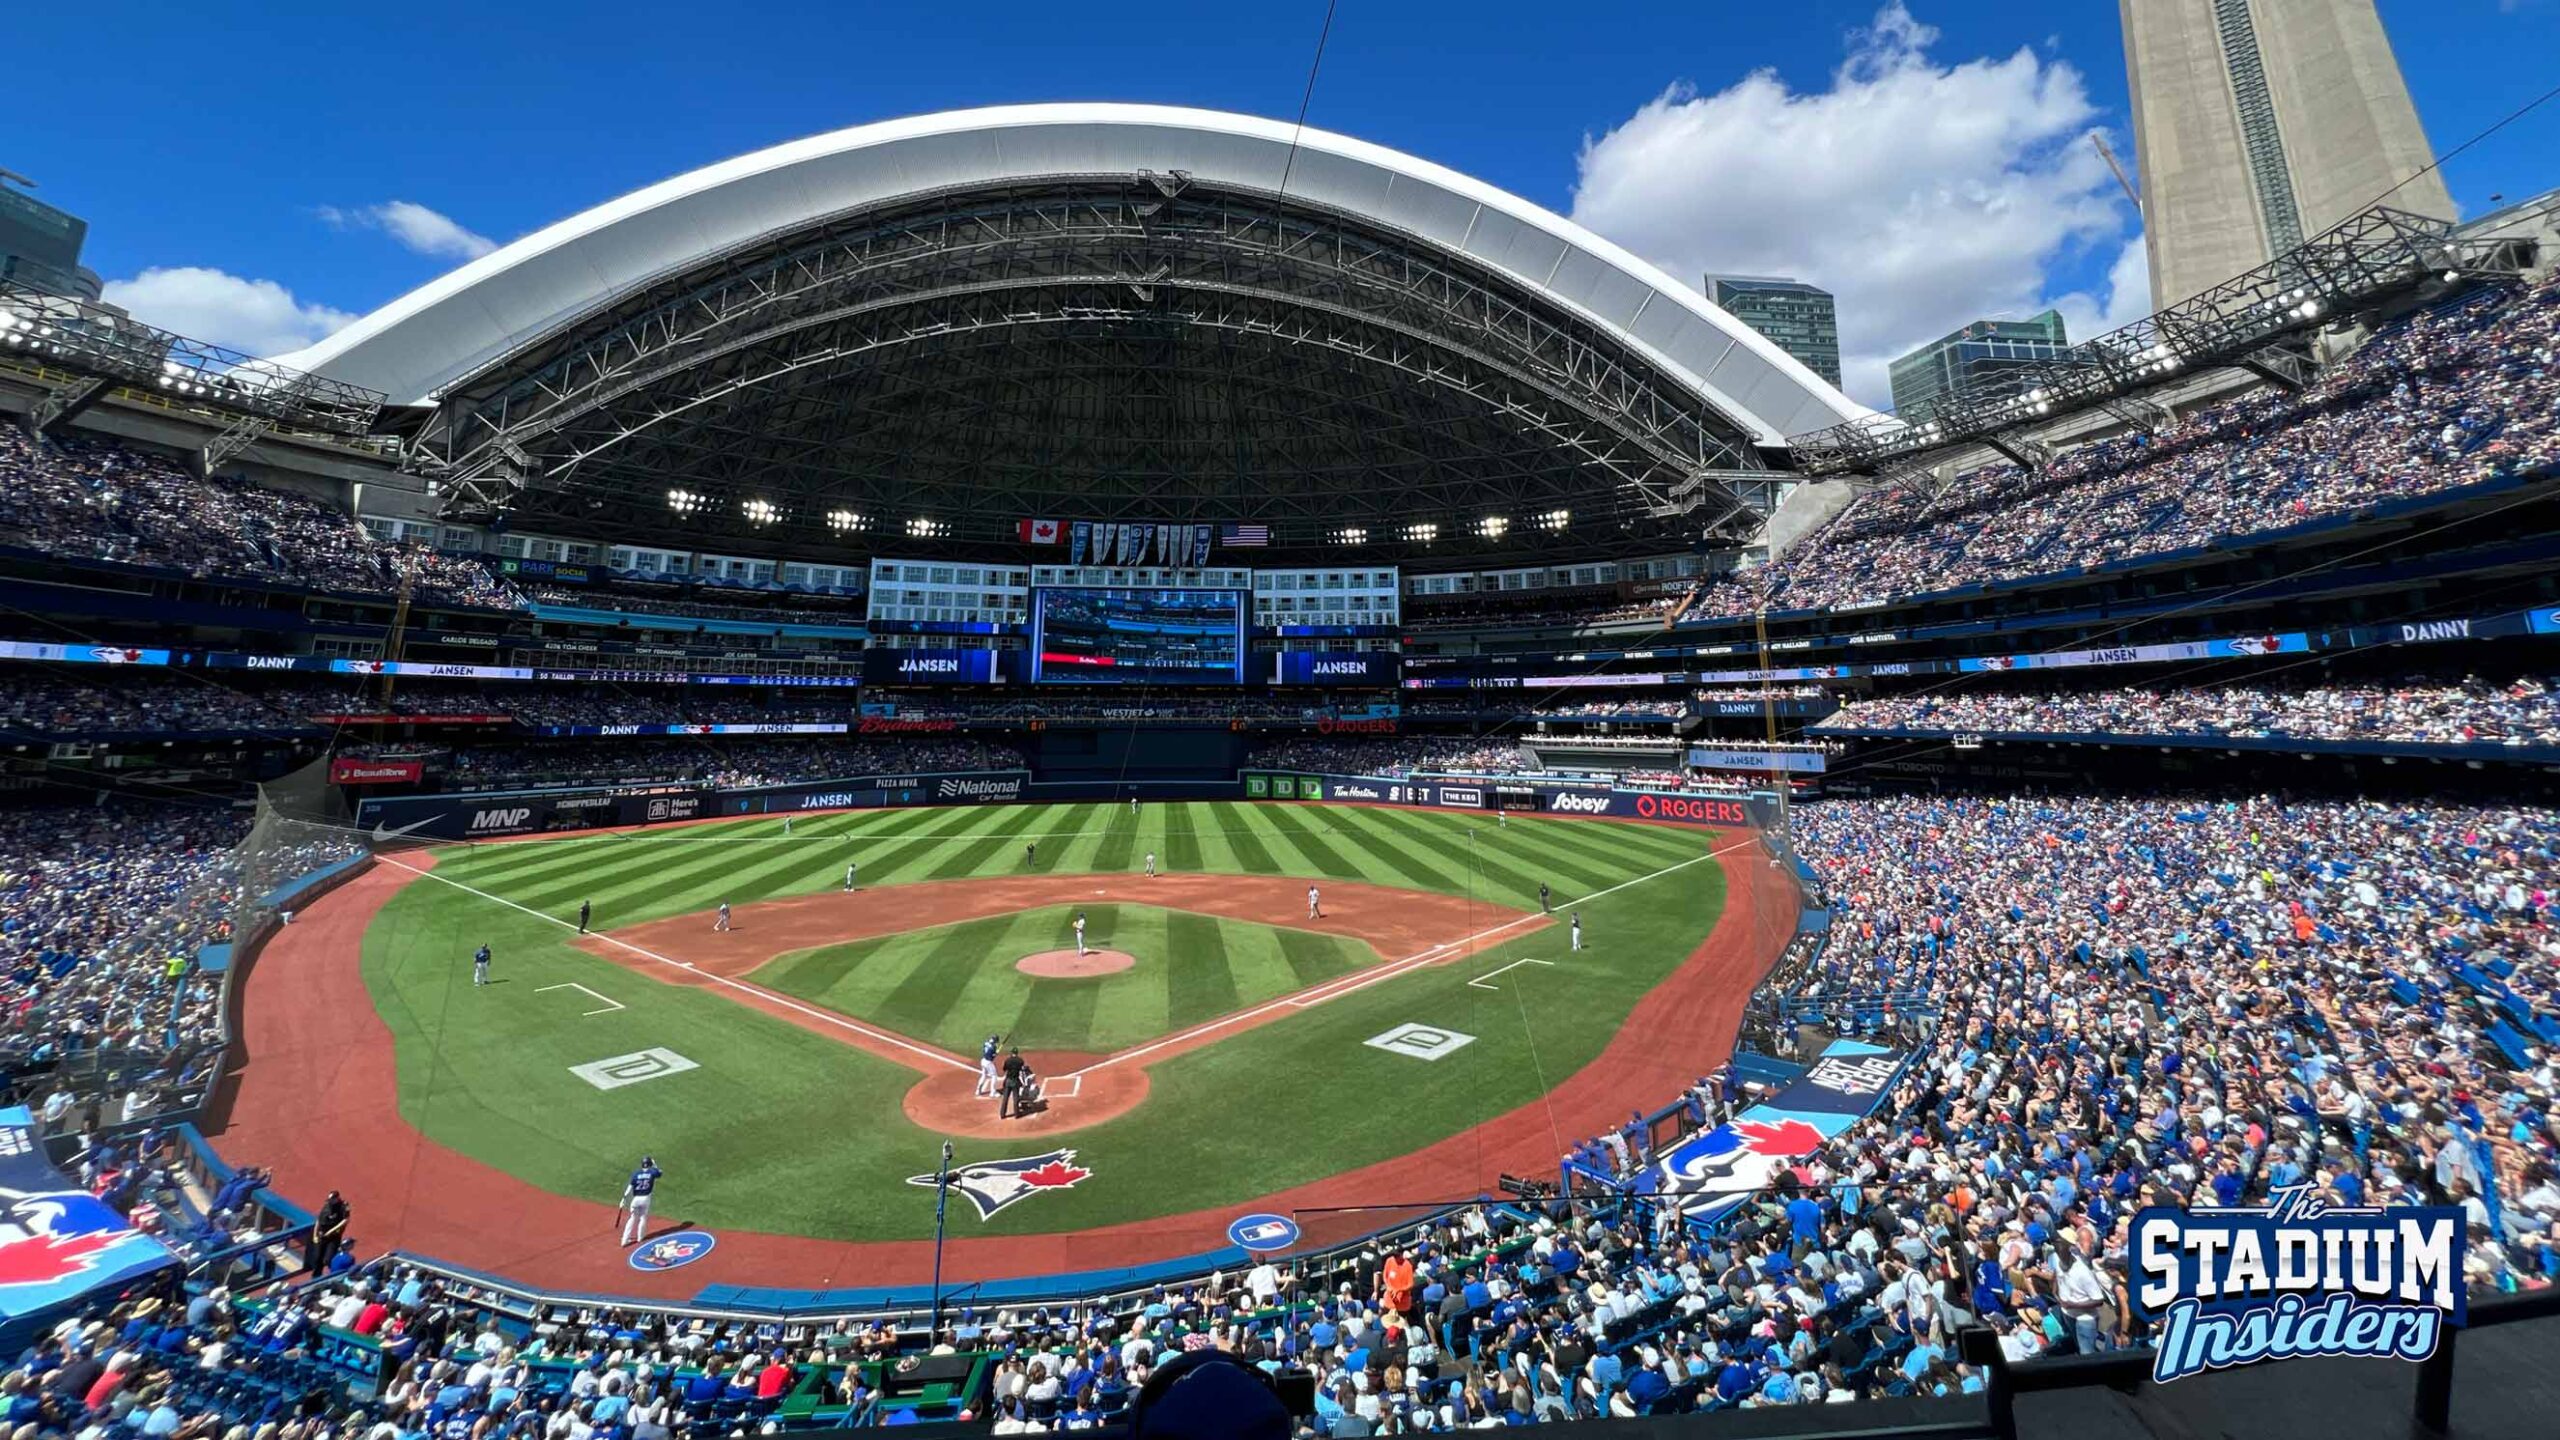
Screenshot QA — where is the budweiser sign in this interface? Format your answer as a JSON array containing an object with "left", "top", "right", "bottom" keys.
[{"left": 856, "top": 717, "right": 959, "bottom": 734}]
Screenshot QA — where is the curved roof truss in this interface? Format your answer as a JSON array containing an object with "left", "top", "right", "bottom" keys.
[{"left": 417, "top": 178, "right": 1776, "bottom": 541}]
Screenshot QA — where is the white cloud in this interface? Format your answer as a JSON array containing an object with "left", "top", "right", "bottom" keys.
[
  {"left": 317, "top": 200, "right": 497, "bottom": 260},
  {"left": 100, "top": 267, "right": 358, "bottom": 355},
  {"left": 1569, "top": 3, "right": 2140, "bottom": 409}
]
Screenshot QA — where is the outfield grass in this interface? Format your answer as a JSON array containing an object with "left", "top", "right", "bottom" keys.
[
  {"left": 360, "top": 800, "right": 1728, "bottom": 1239},
  {"left": 753, "top": 903, "right": 1375, "bottom": 1055}
]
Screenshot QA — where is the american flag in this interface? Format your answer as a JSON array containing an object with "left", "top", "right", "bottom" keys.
[{"left": 1219, "top": 523, "right": 1271, "bottom": 548}]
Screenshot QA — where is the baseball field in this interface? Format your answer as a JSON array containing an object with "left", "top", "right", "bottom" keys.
[{"left": 329, "top": 799, "right": 1744, "bottom": 1246}]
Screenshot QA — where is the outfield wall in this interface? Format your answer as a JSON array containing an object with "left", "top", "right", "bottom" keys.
[{"left": 1241, "top": 770, "right": 1785, "bottom": 830}]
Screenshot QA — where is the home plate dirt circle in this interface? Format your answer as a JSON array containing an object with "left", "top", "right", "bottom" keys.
[{"left": 1016, "top": 947, "right": 1136, "bottom": 978}]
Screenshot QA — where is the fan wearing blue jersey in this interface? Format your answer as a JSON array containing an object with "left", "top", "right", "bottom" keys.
[{"left": 618, "top": 1155, "right": 664, "bottom": 1246}]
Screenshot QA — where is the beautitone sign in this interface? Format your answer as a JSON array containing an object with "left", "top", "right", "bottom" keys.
[{"left": 2132, "top": 1185, "right": 2464, "bottom": 1382}]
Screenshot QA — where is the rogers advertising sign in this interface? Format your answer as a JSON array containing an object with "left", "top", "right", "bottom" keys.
[
  {"left": 1315, "top": 716, "right": 1398, "bottom": 735},
  {"left": 330, "top": 758, "right": 424, "bottom": 785},
  {"left": 1632, "top": 792, "right": 1750, "bottom": 826}
]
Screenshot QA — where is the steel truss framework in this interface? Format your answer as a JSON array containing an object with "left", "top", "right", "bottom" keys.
[
  {"left": 414, "top": 178, "right": 1779, "bottom": 555},
  {"left": 1, "top": 282, "right": 386, "bottom": 470},
  {"left": 1786, "top": 206, "right": 2518, "bottom": 477}
]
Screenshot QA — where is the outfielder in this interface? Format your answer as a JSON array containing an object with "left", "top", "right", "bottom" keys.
[
  {"left": 1144, "top": 851, "right": 1156, "bottom": 878},
  {"left": 618, "top": 1155, "right": 663, "bottom": 1246},
  {"left": 577, "top": 899, "right": 592, "bottom": 933},
  {"left": 845, "top": 860, "right": 859, "bottom": 891},
  {"left": 1074, "top": 911, "right": 1089, "bottom": 956},
  {"left": 472, "top": 943, "right": 491, "bottom": 987},
  {"left": 783, "top": 817, "right": 793, "bottom": 836},
  {"left": 714, "top": 901, "right": 732, "bottom": 932},
  {"left": 1570, "top": 911, "right": 1584, "bottom": 952}
]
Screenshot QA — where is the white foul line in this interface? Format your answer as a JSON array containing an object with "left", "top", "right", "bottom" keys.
[
  {"left": 1066, "top": 830, "right": 1767, "bottom": 1080},
  {"left": 535, "top": 981, "right": 626, "bottom": 1016},
  {"left": 372, "top": 855, "right": 977, "bottom": 1074},
  {"left": 1466, "top": 958, "right": 1555, "bottom": 991}
]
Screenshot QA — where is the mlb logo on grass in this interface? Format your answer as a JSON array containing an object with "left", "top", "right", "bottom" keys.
[
  {"left": 2132, "top": 1185, "right": 2465, "bottom": 1382},
  {"left": 1366, "top": 1023, "right": 1474, "bottom": 1061},
  {"left": 570, "top": 1048, "right": 698, "bottom": 1091}
]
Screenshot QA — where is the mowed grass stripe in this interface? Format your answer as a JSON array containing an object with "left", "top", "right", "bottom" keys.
[
  {"left": 1165, "top": 803, "right": 1205, "bottom": 872},
  {"left": 861, "top": 803, "right": 1032, "bottom": 883},
  {"left": 1530, "top": 815, "right": 1707, "bottom": 871},
  {"left": 1314, "top": 806, "right": 1470, "bottom": 894},
  {"left": 1161, "top": 911, "right": 1239, "bottom": 1030},
  {"left": 1211, "top": 917, "right": 1302, "bottom": 1008},
  {"left": 1272, "top": 925, "right": 1358, "bottom": 986},
  {"left": 872, "top": 911, "right": 1027, "bottom": 1041},
  {"left": 923, "top": 804, "right": 1049, "bottom": 880},
  {"left": 1251, "top": 803, "right": 1367, "bottom": 879},
  {"left": 1353, "top": 806, "right": 1558, "bottom": 909},
  {"left": 1029, "top": 804, "right": 1113, "bottom": 873},
  {"left": 1207, "top": 802, "right": 1279, "bottom": 874},
  {"left": 1086, "top": 804, "right": 1140, "bottom": 874}
]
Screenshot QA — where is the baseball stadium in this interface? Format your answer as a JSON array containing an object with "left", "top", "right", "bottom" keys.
[{"left": 5, "top": 3, "right": 2560, "bottom": 1435}]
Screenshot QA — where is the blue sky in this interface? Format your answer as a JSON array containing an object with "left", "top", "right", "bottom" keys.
[{"left": 11, "top": 1, "right": 2553, "bottom": 403}]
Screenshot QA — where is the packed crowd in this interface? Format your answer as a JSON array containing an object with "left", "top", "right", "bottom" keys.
[
  {"left": 1487, "top": 788, "right": 2557, "bottom": 1418},
  {"left": 435, "top": 737, "right": 1027, "bottom": 791},
  {"left": 0, "top": 429, "right": 514, "bottom": 608},
  {"left": 1247, "top": 738, "right": 1540, "bottom": 778},
  {"left": 0, "top": 671, "right": 318, "bottom": 737},
  {"left": 1692, "top": 275, "right": 2560, "bottom": 620},
  {"left": 1815, "top": 677, "right": 2560, "bottom": 747},
  {"left": 523, "top": 585, "right": 869, "bottom": 629},
  {"left": 0, "top": 799, "right": 249, "bottom": 1069}
]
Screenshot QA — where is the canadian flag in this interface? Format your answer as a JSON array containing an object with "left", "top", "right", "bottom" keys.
[{"left": 1017, "top": 518, "right": 1062, "bottom": 544}]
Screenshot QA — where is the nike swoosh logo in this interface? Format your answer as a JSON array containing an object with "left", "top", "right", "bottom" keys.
[{"left": 370, "top": 815, "right": 440, "bottom": 842}]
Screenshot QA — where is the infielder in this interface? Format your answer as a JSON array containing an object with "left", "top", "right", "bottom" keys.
[
  {"left": 1570, "top": 911, "right": 1584, "bottom": 952},
  {"left": 714, "top": 901, "right": 732, "bottom": 932},
  {"left": 1307, "top": 885, "right": 1322, "bottom": 919},
  {"left": 1144, "top": 851, "right": 1156, "bottom": 878},
  {"left": 472, "top": 943, "right": 491, "bottom": 987},
  {"left": 1539, "top": 883, "right": 1552, "bottom": 914},
  {"left": 577, "top": 899, "right": 592, "bottom": 934},
  {"left": 617, "top": 1155, "right": 663, "bottom": 1246},
  {"left": 1074, "top": 911, "right": 1089, "bottom": 956},
  {"left": 977, "top": 1034, "right": 1001, "bottom": 1097}
]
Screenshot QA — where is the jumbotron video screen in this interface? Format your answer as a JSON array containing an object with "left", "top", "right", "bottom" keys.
[{"left": 1028, "top": 587, "right": 1247, "bottom": 684}]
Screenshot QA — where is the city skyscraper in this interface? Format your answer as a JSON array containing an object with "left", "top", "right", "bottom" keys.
[
  {"left": 2120, "top": 0, "right": 2453, "bottom": 308},
  {"left": 1703, "top": 275, "right": 1841, "bottom": 388},
  {"left": 1887, "top": 311, "right": 2071, "bottom": 422},
  {"left": 0, "top": 175, "right": 102, "bottom": 303}
]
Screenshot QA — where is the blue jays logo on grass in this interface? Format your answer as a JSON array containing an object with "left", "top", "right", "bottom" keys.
[
  {"left": 2133, "top": 1185, "right": 2465, "bottom": 1382},
  {"left": 628, "top": 1230, "right": 717, "bottom": 1272},
  {"left": 909, "top": 1150, "right": 1092, "bottom": 1220}
]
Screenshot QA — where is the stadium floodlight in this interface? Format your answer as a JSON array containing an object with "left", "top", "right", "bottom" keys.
[
  {"left": 1535, "top": 508, "right": 1571, "bottom": 531},
  {"left": 906, "top": 517, "right": 947, "bottom": 538},
  {"left": 1329, "top": 526, "right": 1368, "bottom": 545},
  {"left": 1476, "top": 516, "right": 1510, "bottom": 539},
  {"left": 666, "top": 488, "right": 705, "bottom": 514},
  {"left": 826, "top": 508, "right": 869, "bottom": 533},
  {"left": 742, "top": 498, "right": 780, "bottom": 525},
  {"left": 1400, "top": 522, "right": 1439, "bottom": 543}
]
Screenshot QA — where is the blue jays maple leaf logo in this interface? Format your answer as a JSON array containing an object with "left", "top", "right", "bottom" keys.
[{"left": 909, "top": 1150, "right": 1093, "bottom": 1220}]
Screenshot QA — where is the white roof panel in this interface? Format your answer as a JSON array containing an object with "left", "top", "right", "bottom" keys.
[{"left": 276, "top": 104, "right": 1865, "bottom": 442}]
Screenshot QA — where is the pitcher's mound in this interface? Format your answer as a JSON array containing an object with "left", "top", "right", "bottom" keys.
[{"left": 1018, "top": 948, "right": 1135, "bottom": 978}]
